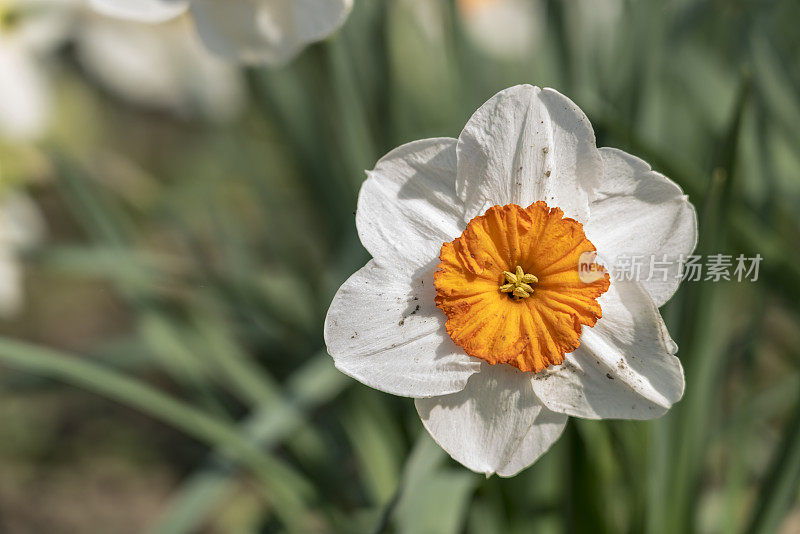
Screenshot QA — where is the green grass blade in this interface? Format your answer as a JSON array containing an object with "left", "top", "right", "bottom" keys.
[
  {"left": 0, "top": 336, "right": 317, "bottom": 532},
  {"left": 655, "top": 74, "right": 752, "bottom": 534},
  {"left": 149, "top": 354, "right": 348, "bottom": 534},
  {"left": 745, "top": 398, "right": 800, "bottom": 534},
  {"left": 391, "top": 433, "right": 478, "bottom": 534}
]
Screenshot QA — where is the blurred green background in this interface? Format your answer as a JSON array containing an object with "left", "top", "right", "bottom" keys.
[{"left": 1, "top": 0, "right": 799, "bottom": 533}]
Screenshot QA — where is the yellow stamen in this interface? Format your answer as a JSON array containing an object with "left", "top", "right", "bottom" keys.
[{"left": 499, "top": 265, "right": 539, "bottom": 299}]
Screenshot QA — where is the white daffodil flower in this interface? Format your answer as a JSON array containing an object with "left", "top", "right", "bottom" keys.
[
  {"left": 0, "top": 0, "right": 73, "bottom": 141},
  {"left": 74, "top": 15, "right": 244, "bottom": 121},
  {"left": 88, "top": 0, "right": 354, "bottom": 66},
  {"left": 0, "top": 190, "right": 44, "bottom": 316},
  {"left": 325, "top": 85, "right": 698, "bottom": 476},
  {"left": 456, "top": 0, "right": 543, "bottom": 59}
]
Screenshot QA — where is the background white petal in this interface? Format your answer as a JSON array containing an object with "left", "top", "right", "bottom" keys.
[
  {"left": 586, "top": 147, "right": 699, "bottom": 306},
  {"left": 290, "top": 0, "right": 354, "bottom": 42},
  {"left": 0, "top": 252, "right": 23, "bottom": 318},
  {"left": 13, "top": 0, "right": 76, "bottom": 54},
  {"left": 456, "top": 85, "right": 603, "bottom": 222},
  {"left": 0, "top": 192, "right": 46, "bottom": 250},
  {"left": 356, "top": 137, "right": 465, "bottom": 274},
  {"left": 0, "top": 0, "right": 76, "bottom": 141},
  {"left": 191, "top": 0, "right": 353, "bottom": 66},
  {"left": 325, "top": 260, "right": 480, "bottom": 398},
  {"left": 531, "top": 279, "right": 685, "bottom": 420},
  {"left": 457, "top": 0, "right": 543, "bottom": 60},
  {"left": 89, "top": 0, "right": 189, "bottom": 23},
  {"left": 416, "top": 363, "right": 568, "bottom": 477},
  {"left": 0, "top": 192, "right": 45, "bottom": 317},
  {"left": 75, "top": 16, "right": 244, "bottom": 121},
  {"left": 0, "top": 42, "right": 50, "bottom": 141}
]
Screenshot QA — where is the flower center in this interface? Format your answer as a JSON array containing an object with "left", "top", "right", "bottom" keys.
[
  {"left": 434, "top": 202, "right": 610, "bottom": 373},
  {"left": 500, "top": 265, "right": 538, "bottom": 299}
]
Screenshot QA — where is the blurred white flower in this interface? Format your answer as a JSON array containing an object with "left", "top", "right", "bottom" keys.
[
  {"left": 0, "top": 0, "right": 246, "bottom": 135},
  {"left": 74, "top": 15, "right": 244, "bottom": 121},
  {"left": 0, "top": 36, "right": 49, "bottom": 141},
  {"left": 0, "top": 190, "right": 44, "bottom": 317},
  {"left": 0, "top": 0, "right": 73, "bottom": 141},
  {"left": 88, "top": 0, "right": 354, "bottom": 66},
  {"left": 325, "top": 85, "right": 698, "bottom": 476},
  {"left": 456, "top": 0, "right": 543, "bottom": 59}
]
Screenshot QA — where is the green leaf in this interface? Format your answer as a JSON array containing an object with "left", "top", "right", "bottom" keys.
[
  {"left": 149, "top": 354, "right": 348, "bottom": 534},
  {"left": 745, "top": 398, "right": 800, "bottom": 534},
  {"left": 342, "top": 389, "right": 405, "bottom": 504},
  {"left": 0, "top": 336, "right": 317, "bottom": 532},
  {"left": 391, "top": 433, "right": 478, "bottom": 534}
]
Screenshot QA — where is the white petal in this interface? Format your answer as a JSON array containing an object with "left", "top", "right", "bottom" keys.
[
  {"left": 190, "top": 0, "right": 352, "bottom": 66},
  {"left": 357, "top": 137, "right": 465, "bottom": 274},
  {"left": 456, "top": 85, "right": 602, "bottom": 222},
  {"left": 531, "top": 279, "right": 684, "bottom": 420},
  {"left": 0, "top": 192, "right": 45, "bottom": 250},
  {"left": 416, "top": 363, "right": 567, "bottom": 477},
  {"left": 0, "top": 253, "right": 23, "bottom": 318},
  {"left": 14, "top": 0, "right": 75, "bottom": 54},
  {"left": 0, "top": 43, "right": 50, "bottom": 141},
  {"left": 190, "top": 0, "right": 291, "bottom": 65},
  {"left": 458, "top": 0, "right": 543, "bottom": 60},
  {"left": 75, "top": 17, "right": 244, "bottom": 121},
  {"left": 289, "top": 0, "right": 354, "bottom": 42},
  {"left": 325, "top": 260, "right": 480, "bottom": 398},
  {"left": 0, "top": 192, "right": 41, "bottom": 319},
  {"left": 89, "top": 0, "right": 189, "bottom": 23},
  {"left": 586, "top": 148, "right": 698, "bottom": 306}
]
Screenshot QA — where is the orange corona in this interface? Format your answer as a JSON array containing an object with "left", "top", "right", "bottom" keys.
[{"left": 434, "top": 202, "right": 610, "bottom": 373}]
